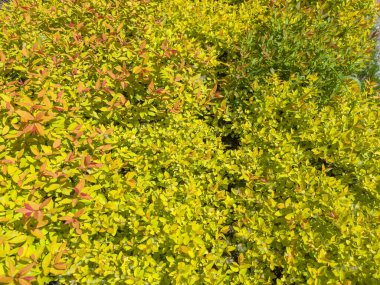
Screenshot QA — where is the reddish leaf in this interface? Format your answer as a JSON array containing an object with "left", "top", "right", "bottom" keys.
[
  {"left": 79, "top": 192, "right": 92, "bottom": 200},
  {"left": 24, "top": 204, "right": 35, "bottom": 211},
  {"left": 16, "top": 208, "right": 33, "bottom": 218},
  {"left": 72, "top": 219, "right": 80, "bottom": 229},
  {"left": 154, "top": 88, "right": 164, "bottom": 94},
  {"left": 214, "top": 91, "right": 223, "bottom": 98}
]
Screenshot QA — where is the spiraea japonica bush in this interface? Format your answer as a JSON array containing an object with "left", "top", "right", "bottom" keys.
[{"left": 0, "top": 0, "right": 379, "bottom": 284}]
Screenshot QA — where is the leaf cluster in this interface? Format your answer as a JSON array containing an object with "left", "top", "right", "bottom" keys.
[{"left": 0, "top": 0, "right": 379, "bottom": 284}]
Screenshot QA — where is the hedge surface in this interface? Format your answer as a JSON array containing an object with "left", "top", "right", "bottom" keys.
[{"left": 0, "top": 0, "right": 379, "bottom": 284}]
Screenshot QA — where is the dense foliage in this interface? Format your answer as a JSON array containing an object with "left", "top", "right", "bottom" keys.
[{"left": 0, "top": 0, "right": 379, "bottom": 284}]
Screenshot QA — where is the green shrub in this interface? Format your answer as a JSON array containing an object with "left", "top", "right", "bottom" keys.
[
  {"left": 0, "top": 0, "right": 379, "bottom": 284},
  {"left": 224, "top": 0, "right": 377, "bottom": 100}
]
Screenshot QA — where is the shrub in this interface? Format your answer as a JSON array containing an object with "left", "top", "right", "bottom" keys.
[
  {"left": 0, "top": 0, "right": 379, "bottom": 284},
  {"left": 224, "top": 0, "right": 377, "bottom": 101}
]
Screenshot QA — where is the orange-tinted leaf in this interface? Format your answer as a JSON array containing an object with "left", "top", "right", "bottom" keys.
[
  {"left": 18, "top": 278, "right": 31, "bottom": 285},
  {"left": 17, "top": 263, "right": 34, "bottom": 277},
  {"left": 30, "top": 229, "right": 44, "bottom": 239},
  {"left": 107, "top": 70, "right": 116, "bottom": 80},
  {"left": 0, "top": 276, "right": 13, "bottom": 283},
  {"left": 34, "top": 111, "right": 45, "bottom": 121},
  {"left": 72, "top": 198, "right": 78, "bottom": 207},
  {"left": 65, "top": 152, "right": 75, "bottom": 162},
  {"left": 22, "top": 276, "right": 35, "bottom": 282},
  {"left": 97, "top": 144, "right": 113, "bottom": 152},
  {"left": 95, "top": 78, "right": 101, "bottom": 90},
  {"left": 54, "top": 106, "right": 64, "bottom": 112},
  {"left": 18, "top": 247, "right": 24, "bottom": 256},
  {"left": 20, "top": 125, "right": 33, "bottom": 136},
  {"left": 52, "top": 139, "right": 61, "bottom": 149},
  {"left": 85, "top": 155, "right": 91, "bottom": 166},
  {"left": 16, "top": 110, "right": 34, "bottom": 121},
  {"left": 39, "top": 161, "right": 47, "bottom": 173},
  {"left": 161, "top": 40, "right": 168, "bottom": 51},
  {"left": 21, "top": 47, "right": 29, "bottom": 57},
  {"left": 117, "top": 22, "right": 124, "bottom": 33},
  {"left": 0, "top": 51, "right": 5, "bottom": 63},
  {"left": 72, "top": 219, "right": 79, "bottom": 229},
  {"left": 77, "top": 82, "right": 85, "bottom": 93},
  {"left": 25, "top": 201, "right": 39, "bottom": 211},
  {"left": 79, "top": 192, "right": 92, "bottom": 200},
  {"left": 139, "top": 40, "right": 147, "bottom": 50},
  {"left": 75, "top": 179, "right": 85, "bottom": 193},
  {"left": 53, "top": 250, "right": 64, "bottom": 264},
  {"left": 148, "top": 80, "right": 154, "bottom": 93},
  {"left": 58, "top": 216, "right": 72, "bottom": 224},
  {"left": 210, "top": 82, "right": 217, "bottom": 96},
  {"left": 40, "top": 197, "right": 52, "bottom": 208},
  {"left": 53, "top": 263, "right": 66, "bottom": 270},
  {"left": 36, "top": 219, "right": 49, "bottom": 228},
  {"left": 34, "top": 123, "right": 45, "bottom": 135},
  {"left": 37, "top": 89, "right": 47, "bottom": 98},
  {"left": 16, "top": 208, "right": 33, "bottom": 218},
  {"left": 74, "top": 208, "right": 85, "bottom": 218}
]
